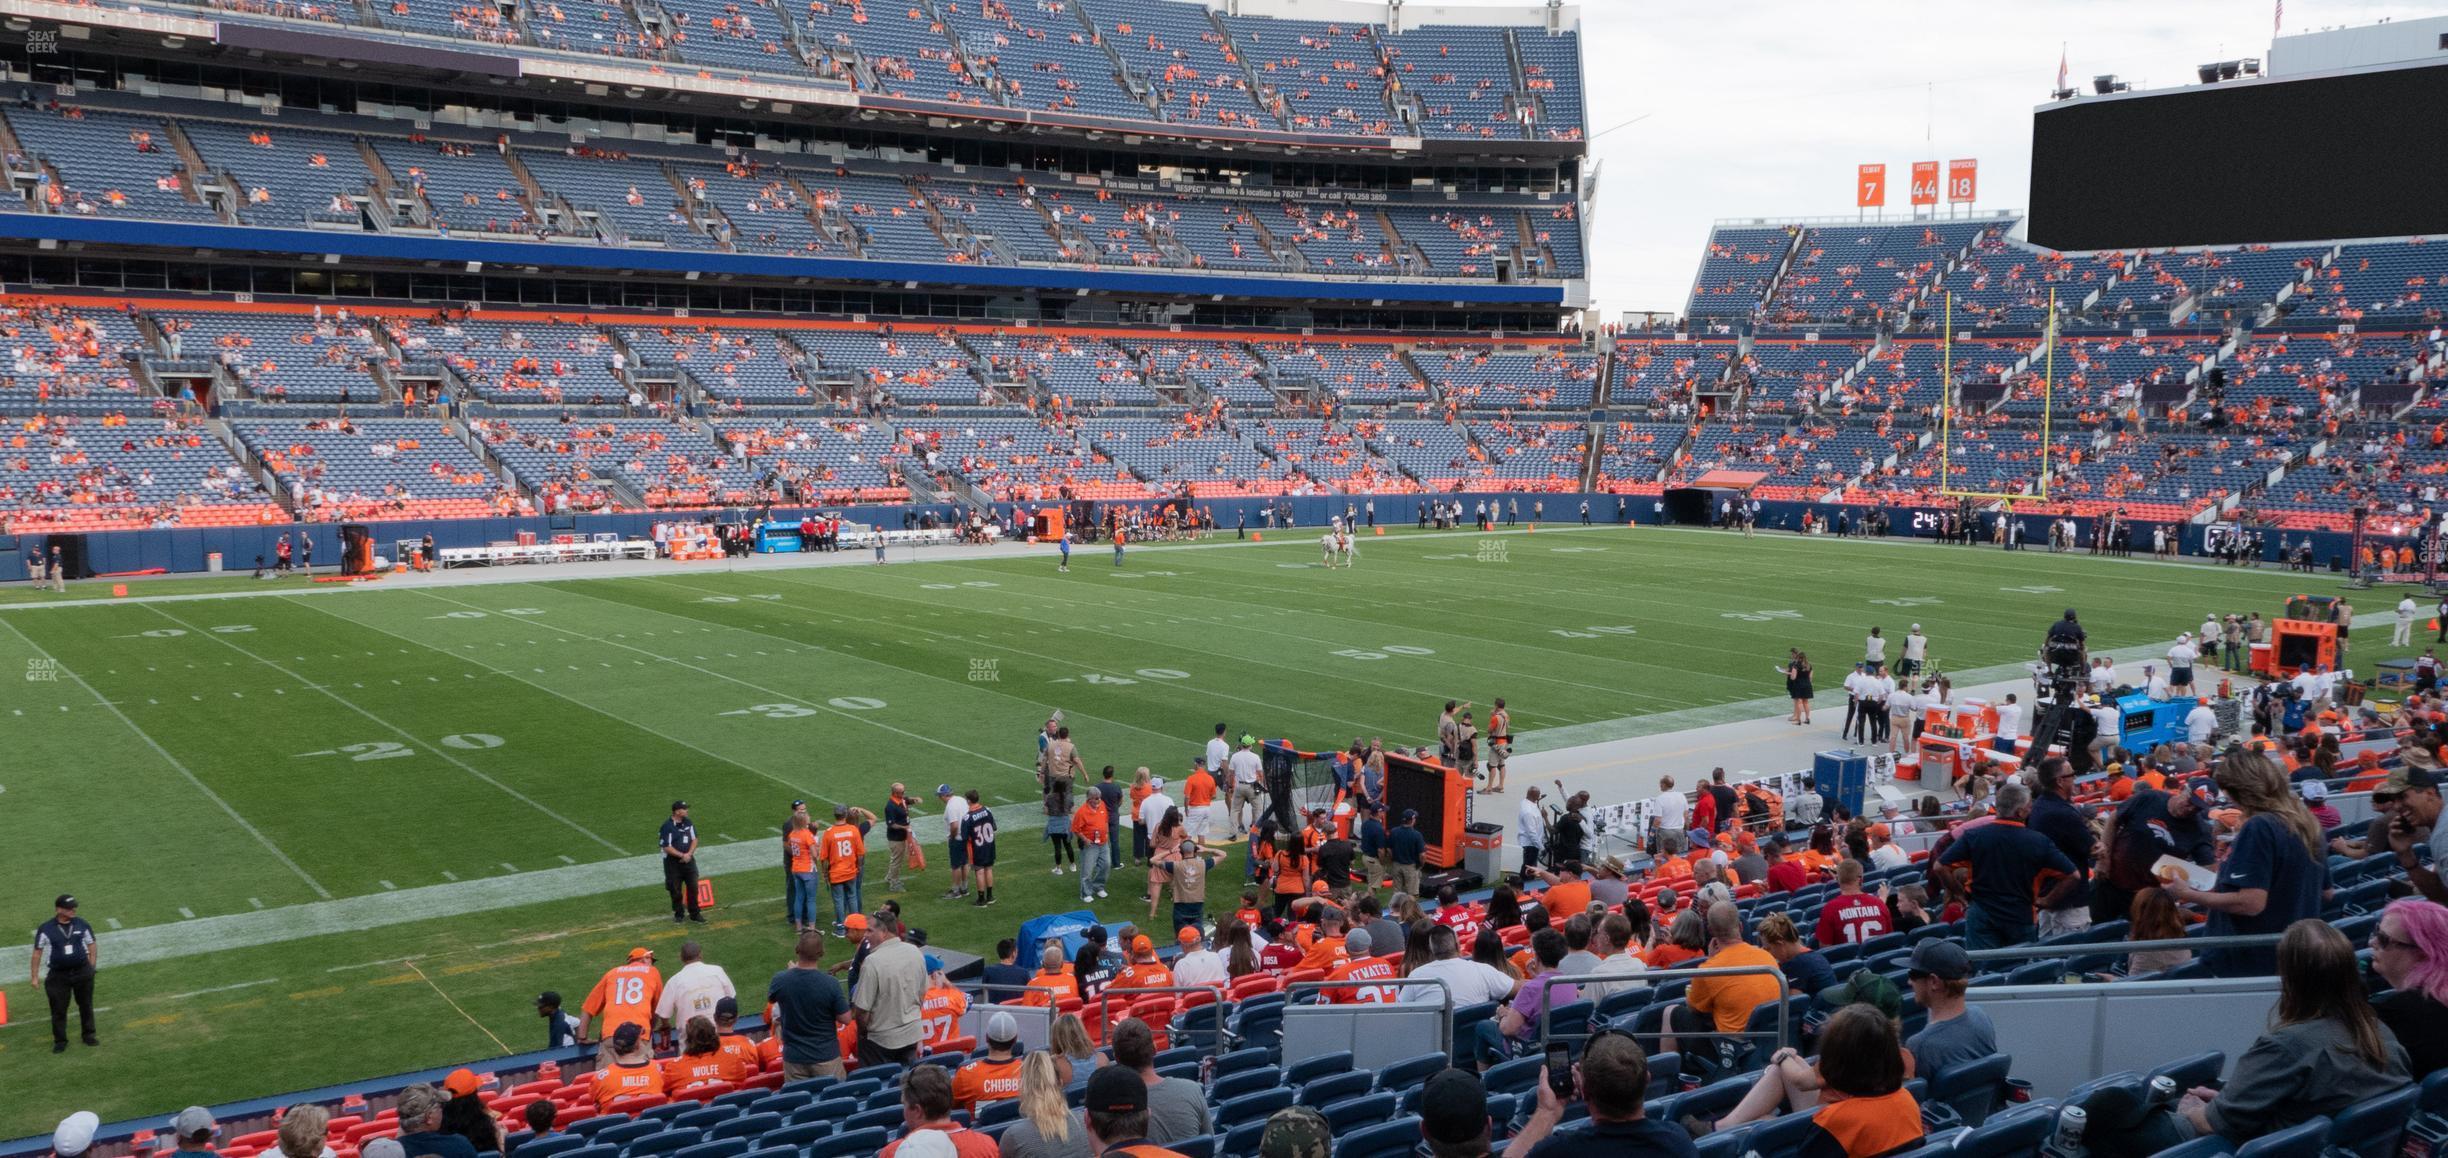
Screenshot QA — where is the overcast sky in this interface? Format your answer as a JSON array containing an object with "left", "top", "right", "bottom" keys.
[{"left": 1552, "top": 0, "right": 2439, "bottom": 318}]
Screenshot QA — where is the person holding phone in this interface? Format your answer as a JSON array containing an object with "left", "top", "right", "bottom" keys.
[{"left": 1506, "top": 1031, "right": 1695, "bottom": 1158}]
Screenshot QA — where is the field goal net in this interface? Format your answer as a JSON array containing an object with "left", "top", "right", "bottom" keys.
[{"left": 1936, "top": 288, "right": 2057, "bottom": 503}]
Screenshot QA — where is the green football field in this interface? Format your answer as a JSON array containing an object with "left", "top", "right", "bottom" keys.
[{"left": 0, "top": 525, "right": 2395, "bottom": 1137}]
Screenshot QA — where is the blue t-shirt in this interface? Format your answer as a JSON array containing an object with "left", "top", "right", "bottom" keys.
[
  {"left": 1525, "top": 1115, "right": 1700, "bottom": 1158},
  {"left": 1388, "top": 825, "right": 1427, "bottom": 866},
  {"left": 2026, "top": 793, "right": 2095, "bottom": 909},
  {"left": 766, "top": 966, "right": 848, "bottom": 1064},
  {"left": 2206, "top": 813, "right": 2330, "bottom": 976},
  {"left": 980, "top": 963, "right": 1032, "bottom": 1003},
  {"left": 1782, "top": 949, "right": 1838, "bottom": 996},
  {"left": 1934, "top": 820, "right": 2076, "bottom": 931},
  {"left": 1358, "top": 817, "right": 1389, "bottom": 859}
]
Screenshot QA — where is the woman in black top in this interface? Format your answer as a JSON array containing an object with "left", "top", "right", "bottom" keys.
[
  {"left": 2372, "top": 899, "right": 2448, "bottom": 1079},
  {"left": 1785, "top": 649, "right": 1816, "bottom": 725}
]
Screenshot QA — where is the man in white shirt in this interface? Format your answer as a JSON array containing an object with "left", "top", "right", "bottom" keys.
[
  {"left": 2399, "top": 597, "right": 2420, "bottom": 647},
  {"left": 1902, "top": 625, "right": 1929, "bottom": 679},
  {"left": 2089, "top": 658, "right": 2116, "bottom": 696},
  {"left": 1516, "top": 787, "right": 1548, "bottom": 877},
  {"left": 1887, "top": 681, "right": 1918, "bottom": 754},
  {"left": 1865, "top": 627, "right": 1887, "bottom": 668},
  {"left": 1649, "top": 776, "right": 1687, "bottom": 850},
  {"left": 2142, "top": 663, "right": 2170, "bottom": 702},
  {"left": 2291, "top": 665, "right": 2324, "bottom": 708},
  {"left": 1227, "top": 737, "right": 1263, "bottom": 838},
  {"left": 1171, "top": 926, "right": 1227, "bottom": 987},
  {"left": 2166, "top": 635, "right": 2199, "bottom": 697},
  {"left": 1994, "top": 694, "right": 2023, "bottom": 755},
  {"left": 938, "top": 784, "right": 971, "bottom": 901},
  {"left": 2089, "top": 697, "right": 2122, "bottom": 763},
  {"left": 2184, "top": 697, "right": 2219, "bottom": 746},
  {"left": 1139, "top": 777, "right": 1175, "bottom": 845},
  {"left": 1400, "top": 925, "right": 1518, "bottom": 1006},
  {"left": 1842, "top": 663, "right": 1871, "bottom": 742},
  {"left": 1868, "top": 666, "right": 1897, "bottom": 747},
  {"left": 1204, "top": 724, "right": 1230, "bottom": 781},
  {"left": 653, "top": 941, "right": 735, "bottom": 1037}
]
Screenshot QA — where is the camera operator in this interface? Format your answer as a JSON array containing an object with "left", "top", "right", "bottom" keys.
[
  {"left": 2045, "top": 609, "right": 2088, "bottom": 672},
  {"left": 1506, "top": 1032, "right": 1689, "bottom": 1158}
]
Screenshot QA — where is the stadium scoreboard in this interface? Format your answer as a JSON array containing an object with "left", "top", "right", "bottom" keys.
[{"left": 2029, "top": 60, "right": 2448, "bottom": 251}]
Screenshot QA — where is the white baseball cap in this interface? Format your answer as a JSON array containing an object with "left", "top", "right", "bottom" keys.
[{"left": 53, "top": 1112, "right": 99, "bottom": 1158}]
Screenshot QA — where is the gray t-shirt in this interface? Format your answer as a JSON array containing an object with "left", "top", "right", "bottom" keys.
[
  {"left": 1146, "top": 1075, "right": 1212, "bottom": 1143},
  {"left": 998, "top": 1112, "right": 1094, "bottom": 1158},
  {"left": 1559, "top": 950, "right": 1601, "bottom": 976},
  {"left": 851, "top": 938, "right": 928, "bottom": 1050},
  {"left": 1907, "top": 1006, "right": 1998, "bottom": 1079}
]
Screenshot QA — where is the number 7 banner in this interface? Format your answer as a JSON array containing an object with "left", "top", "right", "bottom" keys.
[{"left": 1857, "top": 163, "right": 1887, "bottom": 208}]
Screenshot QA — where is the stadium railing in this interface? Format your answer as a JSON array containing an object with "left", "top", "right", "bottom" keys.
[
  {"left": 1281, "top": 978, "right": 1457, "bottom": 1072},
  {"left": 1960, "top": 935, "right": 2283, "bottom": 1099}
]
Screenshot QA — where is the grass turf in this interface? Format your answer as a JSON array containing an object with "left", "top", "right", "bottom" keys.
[{"left": 0, "top": 524, "right": 2402, "bottom": 1136}]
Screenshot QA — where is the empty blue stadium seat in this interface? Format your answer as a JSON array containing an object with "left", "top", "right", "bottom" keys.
[
  {"left": 564, "top": 1115, "right": 629, "bottom": 1139},
  {"left": 592, "top": 1121, "right": 662, "bottom": 1149},
  {"left": 1169, "top": 1138, "right": 1215, "bottom": 1158},
  {"left": 1297, "top": 1071, "right": 1373, "bottom": 1108},
  {"left": 787, "top": 1098, "right": 858, "bottom": 1126},
  {"left": 808, "top": 1128, "right": 889, "bottom": 1158},
  {"left": 1210, "top": 1066, "right": 1282, "bottom": 1104},
  {"left": 1320, "top": 1092, "right": 1400, "bottom": 1132},
  {"left": 1930, "top": 1052, "right": 2015, "bottom": 1127},
  {"left": 742, "top": 1123, "right": 822, "bottom": 1152},
  {"left": 973, "top": 1099, "right": 1021, "bottom": 1128},
  {"left": 1377, "top": 1052, "right": 1450, "bottom": 1093},
  {"left": 667, "top": 1140, "right": 747, "bottom": 1158},
  {"left": 1220, "top": 1117, "right": 1269, "bottom": 1157},
  {"left": 1336, "top": 1116, "right": 1426, "bottom": 1158},
  {"left": 1951, "top": 1100, "right": 2054, "bottom": 1158},
  {"left": 1745, "top": 1107, "right": 1821, "bottom": 1155},
  {"left": 2148, "top": 1052, "right": 2226, "bottom": 1092},
  {"left": 1284, "top": 1050, "right": 1353, "bottom": 1086},
  {"left": 1213, "top": 1047, "right": 1274, "bottom": 1077},
  {"left": 841, "top": 1105, "right": 903, "bottom": 1134},
  {"left": 742, "top": 1093, "right": 808, "bottom": 1118},
  {"left": 1483, "top": 1056, "right": 1547, "bottom": 1097},
  {"left": 707, "top": 1113, "right": 781, "bottom": 1143},
  {"left": 1215, "top": 1088, "right": 1294, "bottom": 1130},
  {"left": 2237, "top": 1118, "right": 2331, "bottom": 1158},
  {"left": 670, "top": 1106, "right": 740, "bottom": 1134},
  {"left": 557, "top": 1144, "right": 619, "bottom": 1158},
  {"left": 2327, "top": 1085, "right": 2420, "bottom": 1158}
]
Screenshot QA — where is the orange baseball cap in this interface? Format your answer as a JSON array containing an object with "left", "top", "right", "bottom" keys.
[
  {"left": 1868, "top": 823, "right": 1892, "bottom": 841},
  {"left": 1310, "top": 879, "right": 1332, "bottom": 895},
  {"left": 442, "top": 1069, "right": 484, "bottom": 1098},
  {"left": 843, "top": 913, "right": 869, "bottom": 932},
  {"left": 1176, "top": 926, "right": 1202, "bottom": 946},
  {"left": 1130, "top": 935, "right": 1153, "bottom": 954},
  {"left": 627, "top": 947, "right": 653, "bottom": 961}
]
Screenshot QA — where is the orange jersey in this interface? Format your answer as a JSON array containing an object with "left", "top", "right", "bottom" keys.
[
  {"left": 1019, "top": 969, "right": 1073, "bottom": 1007},
  {"left": 592, "top": 1060, "right": 664, "bottom": 1110},
  {"left": 1130, "top": 783, "right": 1154, "bottom": 821},
  {"left": 820, "top": 823, "right": 866, "bottom": 885},
  {"left": 1297, "top": 935, "right": 1348, "bottom": 974},
  {"left": 1110, "top": 962, "right": 1175, "bottom": 993},
  {"left": 1325, "top": 956, "right": 1396, "bottom": 1003},
  {"left": 662, "top": 1053, "right": 729, "bottom": 1093},
  {"left": 948, "top": 1056, "right": 1027, "bottom": 1113},
  {"left": 785, "top": 829, "right": 817, "bottom": 874},
  {"left": 756, "top": 1034, "right": 781, "bottom": 1069},
  {"left": 1183, "top": 771, "right": 1218, "bottom": 807},
  {"left": 716, "top": 1033, "right": 760, "bottom": 1081},
  {"left": 920, "top": 984, "right": 971, "bottom": 1050},
  {"left": 1234, "top": 906, "right": 1266, "bottom": 930},
  {"left": 582, "top": 962, "right": 663, "bottom": 1037},
  {"left": 1272, "top": 848, "right": 1309, "bottom": 896}
]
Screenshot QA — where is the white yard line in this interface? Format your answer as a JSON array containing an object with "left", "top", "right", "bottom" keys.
[
  {"left": 0, "top": 616, "right": 335, "bottom": 900},
  {"left": 146, "top": 602, "right": 629, "bottom": 857}
]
